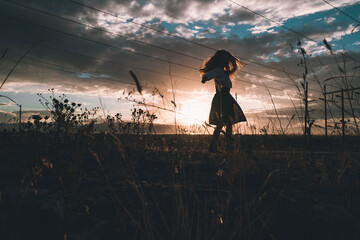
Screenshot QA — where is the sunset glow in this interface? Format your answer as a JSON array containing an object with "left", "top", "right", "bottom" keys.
[{"left": 0, "top": 0, "right": 359, "bottom": 134}]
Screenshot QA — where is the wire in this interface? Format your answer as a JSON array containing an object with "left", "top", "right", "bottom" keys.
[
  {"left": 67, "top": 0, "right": 333, "bottom": 94},
  {"left": 69, "top": 0, "right": 218, "bottom": 52},
  {"left": 240, "top": 69, "right": 322, "bottom": 93},
  {"left": 3, "top": 0, "right": 313, "bottom": 85},
  {"left": 1, "top": 33, "right": 205, "bottom": 83},
  {"left": 1, "top": 44, "right": 291, "bottom": 95},
  {"left": 3, "top": 0, "right": 353, "bottom": 98},
  {"left": 3, "top": 0, "right": 205, "bottom": 61},
  {"left": 230, "top": 0, "right": 360, "bottom": 64},
  {"left": 7, "top": 0, "right": 332, "bottom": 96},
  {"left": 69, "top": 0, "right": 313, "bottom": 79},
  {"left": 3, "top": 49, "right": 326, "bottom": 125},
  {"left": 0, "top": 13, "right": 315, "bottom": 93},
  {"left": 0, "top": 14, "right": 199, "bottom": 71},
  {"left": 0, "top": 3, "right": 330, "bottom": 103},
  {"left": 229, "top": 0, "right": 321, "bottom": 43},
  {"left": 0, "top": 41, "right": 301, "bottom": 109},
  {"left": 322, "top": 0, "right": 360, "bottom": 24},
  {"left": 4, "top": 50, "right": 296, "bottom": 110},
  {"left": 3, "top": 53, "right": 138, "bottom": 86}
]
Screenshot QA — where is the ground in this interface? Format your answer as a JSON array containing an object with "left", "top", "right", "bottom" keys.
[{"left": 1, "top": 132, "right": 360, "bottom": 240}]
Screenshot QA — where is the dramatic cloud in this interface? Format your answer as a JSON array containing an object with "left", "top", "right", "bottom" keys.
[{"left": 0, "top": 0, "right": 359, "bottom": 132}]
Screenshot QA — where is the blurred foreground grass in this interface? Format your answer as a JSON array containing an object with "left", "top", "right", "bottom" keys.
[{"left": 1, "top": 132, "right": 360, "bottom": 240}]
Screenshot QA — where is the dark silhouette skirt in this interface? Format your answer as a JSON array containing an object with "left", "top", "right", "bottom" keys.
[{"left": 209, "top": 88, "right": 246, "bottom": 125}]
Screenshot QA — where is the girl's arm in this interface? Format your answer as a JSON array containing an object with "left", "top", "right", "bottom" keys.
[
  {"left": 201, "top": 75, "right": 208, "bottom": 83},
  {"left": 201, "top": 67, "right": 221, "bottom": 84}
]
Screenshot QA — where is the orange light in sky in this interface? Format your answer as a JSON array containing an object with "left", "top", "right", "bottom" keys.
[{"left": 178, "top": 101, "right": 210, "bottom": 125}]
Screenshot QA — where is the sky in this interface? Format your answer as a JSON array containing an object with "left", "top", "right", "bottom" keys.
[{"left": 0, "top": 0, "right": 359, "bottom": 134}]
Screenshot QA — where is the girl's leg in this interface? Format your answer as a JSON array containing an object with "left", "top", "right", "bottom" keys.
[
  {"left": 225, "top": 124, "right": 234, "bottom": 150},
  {"left": 225, "top": 124, "right": 232, "bottom": 138},
  {"left": 209, "top": 124, "right": 222, "bottom": 152}
]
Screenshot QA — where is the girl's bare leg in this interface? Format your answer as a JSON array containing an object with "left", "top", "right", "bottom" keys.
[
  {"left": 209, "top": 125, "right": 222, "bottom": 152},
  {"left": 225, "top": 124, "right": 234, "bottom": 150},
  {"left": 225, "top": 124, "right": 232, "bottom": 138}
]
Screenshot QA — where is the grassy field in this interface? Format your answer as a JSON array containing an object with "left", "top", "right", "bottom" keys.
[{"left": 1, "top": 130, "right": 360, "bottom": 240}]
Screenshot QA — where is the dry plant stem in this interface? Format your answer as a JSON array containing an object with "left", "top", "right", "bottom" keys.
[
  {"left": 0, "top": 48, "right": 9, "bottom": 69},
  {"left": 263, "top": 82, "right": 284, "bottom": 134},
  {"left": 341, "top": 54, "right": 359, "bottom": 135},
  {"left": 259, "top": 217, "right": 276, "bottom": 240},
  {"left": 156, "top": 88, "right": 176, "bottom": 134},
  {"left": 323, "top": 42, "right": 356, "bottom": 135},
  {"left": 0, "top": 34, "right": 43, "bottom": 89},
  {"left": 307, "top": 58, "right": 326, "bottom": 90},
  {"left": 98, "top": 95, "right": 108, "bottom": 119},
  {"left": 241, "top": 151, "right": 251, "bottom": 239},
  {"left": 90, "top": 149, "right": 144, "bottom": 233},
  {"left": 282, "top": 109, "right": 295, "bottom": 134},
  {"left": 283, "top": 70, "right": 305, "bottom": 124},
  {"left": 108, "top": 132, "right": 155, "bottom": 238},
  {"left": 149, "top": 191, "right": 171, "bottom": 236},
  {"left": 317, "top": 56, "right": 340, "bottom": 81},
  {"left": 129, "top": 70, "right": 157, "bottom": 134},
  {"left": 8, "top": 170, "right": 42, "bottom": 237},
  {"left": 284, "top": 90, "right": 302, "bottom": 126},
  {"left": 265, "top": 110, "right": 279, "bottom": 134},
  {"left": 126, "top": 97, "right": 231, "bottom": 137},
  {"left": 168, "top": 63, "right": 177, "bottom": 134},
  {"left": 326, "top": 50, "right": 360, "bottom": 135}
]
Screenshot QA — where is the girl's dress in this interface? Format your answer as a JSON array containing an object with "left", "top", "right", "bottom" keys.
[{"left": 203, "top": 67, "right": 246, "bottom": 125}]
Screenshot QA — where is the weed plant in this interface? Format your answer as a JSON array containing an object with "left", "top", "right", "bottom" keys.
[{"left": 1, "top": 96, "right": 360, "bottom": 239}]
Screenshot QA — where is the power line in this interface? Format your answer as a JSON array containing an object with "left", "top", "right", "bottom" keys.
[
  {"left": 230, "top": 0, "right": 360, "bottom": 64},
  {"left": 0, "top": 13, "right": 315, "bottom": 93},
  {"left": 2, "top": 47, "right": 326, "bottom": 118},
  {"left": 239, "top": 69, "right": 321, "bottom": 93},
  {"left": 0, "top": 13, "right": 199, "bottom": 71},
  {"left": 2, "top": 50, "right": 208, "bottom": 99},
  {"left": 322, "top": 0, "right": 360, "bottom": 24},
  {"left": 2, "top": 52, "right": 202, "bottom": 100},
  {"left": 229, "top": 0, "right": 321, "bottom": 44},
  {"left": 69, "top": 0, "right": 219, "bottom": 52},
  {"left": 67, "top": 0, "right": 332, "bottom": 94},
  {"left": 1, "top": 33, "right": 205, "bottom": 83},
  {"left": 69, "top": 0, "right": 311, "bottom": 79},
  {"left": 0, "top": 37, "right": 296, "bottom": 99},
  {"left": 5, "top": 0, "right": 311, "bottom": 84},
  {"left": 3, "top": 0, "right": 204, "bottom": 62},
  {"left": 0, "top": 3, "right": 327, "bottom": 97},
  {"left": 11, "top": 0, "right": 329, "bottom": 95},
  {"left": 3, "top": 53, "right": 138, "bottom": 86},
  {"left": 4, "top": 47, "right": 289, "bottom": 95},
  {"left": 5, "top": 0, "right": 352, "bottom": 95},
  {"left": 3, "top": 50, "right": 295, "bottom": 103}
]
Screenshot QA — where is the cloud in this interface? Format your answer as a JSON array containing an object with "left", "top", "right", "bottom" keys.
[
  {"left": 329, "top": 24, "right": 360, "bottom": 40},
  {"left": 0, "top": 109, "right": 17, "bottom": 118},
  {"left": 214, "top": 8, "right": 256, "bottom": 26},
  {"left": 0, "top": 102, "right": 14, "bottom": 107},
  {"left": 0, "top": 0, "right": 359, "bottom": 124},
  {"left": 175, "top": 25, "right": 198, "bottom": 38},
  {"left": 324, "top": 17, "right": 336, "bottom": 24}
]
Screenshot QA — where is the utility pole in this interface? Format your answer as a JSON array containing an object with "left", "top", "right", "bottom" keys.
[
  {"left": 324, "top": 85, "right": 327, "bottom": 138},
  {"left": 304, "top": 82, "right": 308, "bottom": 136},
  {"left": 322, "top": 87, "right": 360, "bottom": 138},
  {"left": 341, "top": 89, "right": 345, "bottom": 138},
  {"left": 19, "top": 104, "right": 22, "bottom": 130},
  {"left": 0, "top": 95, "right": 22, "bottom": 131}
]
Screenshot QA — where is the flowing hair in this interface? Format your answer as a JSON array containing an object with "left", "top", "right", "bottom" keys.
[{"left": 199, "top": 50, "right": 245, "bottom": 77}]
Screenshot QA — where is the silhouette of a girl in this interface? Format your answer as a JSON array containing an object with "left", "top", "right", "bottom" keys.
[{"left": 200, "top": 50, "right": 247, "bottom": 152}]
